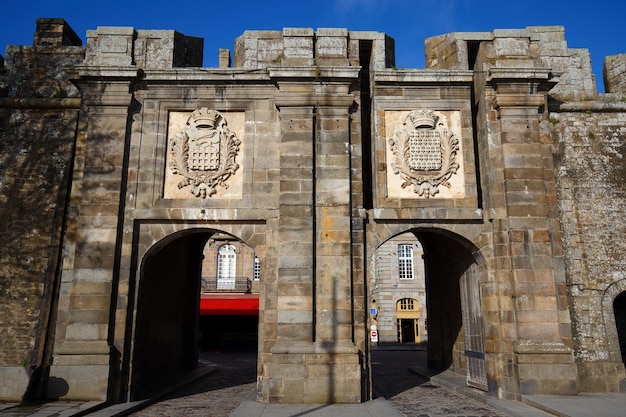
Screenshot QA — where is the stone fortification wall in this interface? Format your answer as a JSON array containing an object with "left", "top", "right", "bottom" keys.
[
  {"left": 425, "top": 24, "right": 626, "bottom": 393},
  {"left": 551, "top": 107, "right": 626, "bottom": 391},
  {"left": 0, "top": 18, "right": 84, "bottom": 399},
  {"left": 2, "top": 16, "right": 626, "bottom": 403}
]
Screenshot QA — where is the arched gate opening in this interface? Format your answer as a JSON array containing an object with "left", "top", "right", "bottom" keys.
[
  {"left": 129, "top": 229, "right": 260, "bottom": 400},
  {"left": 614, "top": 292, "right": 626, "bottom": 365},
  {"left": 418, "top": 231, "right": 487, "bottom": 390},
  {"left": 370, "top": 229, "right": 487, "bottom": 397}
]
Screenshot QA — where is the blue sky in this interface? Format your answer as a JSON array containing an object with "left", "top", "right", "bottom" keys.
[{"left": 2, "top": 0, "right": 624, "bottom": 92}]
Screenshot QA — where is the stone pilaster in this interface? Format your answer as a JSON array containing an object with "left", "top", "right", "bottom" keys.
[
  {"left": 486, "top": 68, "right": 578, "bottom": 396},
  {"left": 49, "top": 72, "right": 137, "bottom": 400},
  {"left": 266, "top": 68, "right": 361, "bottom": 403},
  {"left": 275, "top": 105, "right": 315, "bottom": 344},
  {"left": 314, "top": 106, "right": 353, "bottom": 343}
]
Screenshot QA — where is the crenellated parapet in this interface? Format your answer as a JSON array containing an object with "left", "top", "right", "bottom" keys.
[
  {"left": 604, "top": 53, "right": 626, "bottom": 94},
  {"left": 84, "top": 26, "right": 203, "bottom": 69},
  {"left": 233, "top": 28, "right": 394, "bottom": 69}
]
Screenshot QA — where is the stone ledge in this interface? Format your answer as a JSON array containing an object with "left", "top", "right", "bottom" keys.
[
  {"left": 375, "top": 69, "right": 473, "bottom": 83},
  {"left": 133, "top": 208, "right": 276, "bottom": 221},
  {"left": 372, "top": 207, "right": 483, "bottom": 221},
  {"left": 549, "top": 98, "right": 626, "bottom": 112},
  {"left": 486, "top": 67, "right": 556, "bottom": 82},
  {"left": 143, "top": 68, "right": 271, "bottom": 81},
  {"left": 269, "top": 66, "right": 360, "bottom": 79},
  {"left": 68, "top": 66, "right": 140, "bottom": 79}
]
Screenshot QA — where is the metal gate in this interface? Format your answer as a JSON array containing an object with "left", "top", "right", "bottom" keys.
[{"left": 460, "top": 263, "right": 488, "bottom": 391}]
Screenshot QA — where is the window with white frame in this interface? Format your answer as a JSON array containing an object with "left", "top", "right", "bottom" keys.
[
  {"left": 398, "top": 244, "right": 414, "bottom": 279},
  {"left": 253, "top": 255, "right": 261, "bottom": 281},
  {"left": 217, "top": 244, "right": 236, "bottom": 289}
]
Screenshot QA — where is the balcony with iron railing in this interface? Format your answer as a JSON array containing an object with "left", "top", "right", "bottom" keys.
[{"left": 201, "top": 276, "right": 253, "bottom": 293}]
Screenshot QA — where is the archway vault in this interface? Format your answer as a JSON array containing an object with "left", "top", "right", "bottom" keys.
[
  {"left": 366, "top": 224, "right": 488, "bottom": 391},
  {"left": 116, "top": 222, "right": 267, "bottom": 401}
]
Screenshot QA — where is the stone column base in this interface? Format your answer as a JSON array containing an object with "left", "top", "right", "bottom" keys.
[
  {"left": 48, "top": 341, "right": 110, "bottom": 400},
  {"left": 515, "top": 341, "right": 578, "bottom": 395},
  {"left": 264, "top": 341, "right": 361, "bottom": 404},
  {"left": 0, "top": 366, "right": 32, "bottom": 401}
]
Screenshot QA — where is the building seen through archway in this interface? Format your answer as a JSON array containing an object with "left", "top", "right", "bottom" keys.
[
  {"left": 369, "top": 230, "right": 487, "bottom": 391},
  {"left": 199, "top": 233, "right": 260, "bottom": 352},
  {"left": 130, "top": 230, "right": 259, "bottom": 400},
  {"left": 370, "top": 232, "right": 427, "bottom": 345}
]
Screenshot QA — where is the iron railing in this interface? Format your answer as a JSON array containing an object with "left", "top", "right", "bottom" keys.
[{"left": 201, "top": 276, "right": 252, "bottom": 293}]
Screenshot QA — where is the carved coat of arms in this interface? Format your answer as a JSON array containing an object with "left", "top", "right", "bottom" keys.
[
  {"left": 388, "top": 110, "right": 460, "bottom": 197},
  {"left": 169, "top": 108, "right": 240, "bottom": 198}
]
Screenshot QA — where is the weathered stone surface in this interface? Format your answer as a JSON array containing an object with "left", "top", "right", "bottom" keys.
[
  {"left": 604, "top": 53, "right": 626, "bottom": 93},
  {"left": 2, "top": 19, "right": 626, "bottom": 406}
]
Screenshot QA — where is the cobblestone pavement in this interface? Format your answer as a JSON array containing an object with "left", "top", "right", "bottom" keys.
[
  {"left": 126, "top": 349, "right": 512, "bottom": 417},
  {"left": 128, "top": 352, "right": 256, "bottom": 417},
  {"left": 372, "top": 350, "right": 511, "bottom": 417}
]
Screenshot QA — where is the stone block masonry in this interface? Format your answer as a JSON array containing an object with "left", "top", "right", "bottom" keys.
[
  {"left": 1, "top": 19, "right": 626, "bottom": 405},
  {"left": 0, "top": 18, "right": 83, "bottom": 400}
]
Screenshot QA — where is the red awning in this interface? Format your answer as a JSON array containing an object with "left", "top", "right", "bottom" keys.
[{"left": 200, "top": 293, "right": 259, "bottom": 316}]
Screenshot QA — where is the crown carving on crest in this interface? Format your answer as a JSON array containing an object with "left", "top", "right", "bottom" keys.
[
  {"left": 187, "top": 108, "right": 222, "bottom": 128},
  {"left": 406, "top": 110, "right": 438, "bottom": 129}
]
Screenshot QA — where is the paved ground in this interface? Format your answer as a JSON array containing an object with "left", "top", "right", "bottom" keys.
[
  {"left": 128, "top": 352, "right": 256, "bottom": 417},
  {"left": 122, "top": 349, "right": 514, "bottom": 417},
  {"left": 3, "top": 348, "right": 626, "bottom": 416},
  {"left": 371, "top": 350, "right": 512, "bottom": 417}
]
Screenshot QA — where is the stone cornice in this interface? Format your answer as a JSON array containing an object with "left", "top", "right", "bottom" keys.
[
  {"left": 67, "top": 65, "right": 140, "bottom": 80},
  {"left": 485, "top": 67, "right": 557, "bottom": 82},
  {"left": 141, "top": 68, "right": 271, "bottom": 82},
  {"left": 371, "top": 207, "right": 484, "bottom": 222},
  {"left": 374, "top": 69, "right": 473, "bottom": 84},
  {"left": 268, "top": 66, "right": 361, "bottom": 80},
  {"left": 272, "top": 68, "right": 358, "bottom": 108},
  {"left": 492, "top": 93, "right": 546, "bottom": 110},
  {"left": 548, "top": 97, "right": 626, "bottom": 113}
]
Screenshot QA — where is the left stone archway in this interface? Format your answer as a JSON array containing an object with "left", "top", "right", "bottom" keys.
[
  {"left": 119, "top": 222, "right": 267, "bottom": 402},
  {"left": 130, "top": 229, "right": 210, "bottom": 400}
]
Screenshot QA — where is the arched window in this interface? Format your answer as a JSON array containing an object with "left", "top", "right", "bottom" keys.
[
  {"left": 398, "top": 244, "right": 414, "bottom": 279},
  {"left": 398, "top": 298, "right": 416, "bottom": 311},
  {"left": 217, "top": 244, "right": 236, "bottom": 289}
]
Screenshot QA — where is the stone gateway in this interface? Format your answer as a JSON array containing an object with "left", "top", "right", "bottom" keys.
[{"left": 1, "top": 18, "right": 626, "bottom": 404}]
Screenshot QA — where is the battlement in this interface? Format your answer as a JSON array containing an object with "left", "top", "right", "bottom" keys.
[
  {"left": 604, "top": 54, "right": 626, "bottom": 93},
  {"left": 34, "top": 18, "right": 82, "bottom": 47},
  {"left": 84, "top": 26, "right": 203, "bottom": 69},
  {"left": 424, "top": 26, "right": 596, "bottom": 100},
  {"left": 233, "top": 28, "right": 395, "bottom": 69}
]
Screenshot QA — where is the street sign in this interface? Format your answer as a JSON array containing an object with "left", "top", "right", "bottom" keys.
[{"left": 370, "top": 330, "right": 378, "bottom": 343}]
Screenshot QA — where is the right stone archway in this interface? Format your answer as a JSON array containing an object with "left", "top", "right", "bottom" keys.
[
  {"left": 365, "top": 223, "right": 579, "bottom": 400},
  {"left": 367, "top": 228, "right": 487, "bottom": 392}
]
